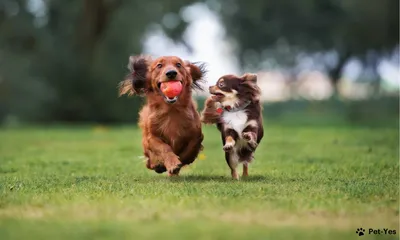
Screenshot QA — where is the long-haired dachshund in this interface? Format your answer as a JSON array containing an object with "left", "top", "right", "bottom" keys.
[
  {"left": 119, "top": 55, "right": 207, "bottom": 176},
  {"left": 201, "top": 74, "right": 264, "bottom": 180}
]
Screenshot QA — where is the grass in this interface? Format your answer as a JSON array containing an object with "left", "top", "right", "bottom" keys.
[{"left": 0, "top": 122, "right": 398, "bottom": 240}]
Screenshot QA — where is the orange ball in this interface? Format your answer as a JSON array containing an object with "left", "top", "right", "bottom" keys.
[{"left": 160, "top": 81, "right": 182, "bottom": 98}]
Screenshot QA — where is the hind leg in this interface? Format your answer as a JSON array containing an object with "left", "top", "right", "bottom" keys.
[
  {"left": 225, "top": 151, "right": 240, "bottom": 180},
  {"left": 222, "top": 129, "right": 240, "bottom": 180},
  {"left": 239, "top": 149, "right": 254, "bottom": 178},
  {"left": 242, "top": 162, "right": 249, "bottom": 177}
]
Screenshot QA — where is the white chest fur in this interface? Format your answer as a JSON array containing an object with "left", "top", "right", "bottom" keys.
[{"left": 222, "top": 110, "right": 248, "bottom": 135}]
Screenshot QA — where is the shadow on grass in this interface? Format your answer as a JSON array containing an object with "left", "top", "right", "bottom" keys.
[
  {"left": 169, "top": 174, "right": 269, "bottom": 183},
  {"left": 42, "top": 173, "right": 316, "bottom": 185}
]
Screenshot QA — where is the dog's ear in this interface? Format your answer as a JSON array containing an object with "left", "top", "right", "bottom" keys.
[
  {"left": 185, "top": 61, "right": 207, "bottom": 91},
  {"left": 239, "top": 73, "right": 261, "bottom": 102},
  {"left": 118, "top": 79, "right": 135, "bottom": 96},
  {"left": 118, "top": 55, "right": 152, "bottom": 97},
  {"left": 241, "top": 73, "right": 257, "bottom": 83}
]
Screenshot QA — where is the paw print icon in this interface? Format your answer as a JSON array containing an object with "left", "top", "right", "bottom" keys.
[{"left": 356, "top": 228, "right": 366, "bottom": 236}]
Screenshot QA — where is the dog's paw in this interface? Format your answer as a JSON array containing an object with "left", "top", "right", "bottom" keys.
[
  {"left": 154, "top": 165, "right": 167, "bottom": 174},
  {"left": 248, "top": 140, "right": 258, "bottom": 151},
  {"left": 214, "top": 101, "right": 223, "bottom": 109},
  {"left": 242, "top": 133, "right": 251, "bottom": 141},
  {"left": 242, "top": 132, "right": 255, "bottom": 141},
  {"left": 242, "top": 132, "right": 258, "bottom": 150},
  {"left": 167, "top": 163, "right": 183, "bottom": 176},
  {"left": 223, "top": 142, "right": 235, "bottom": 152},
  {"left": 165, "top": 156, "right": 183, "bottom": 176},
  {"left": 145, "top": 158, "right": 167, "bottom": 173}
]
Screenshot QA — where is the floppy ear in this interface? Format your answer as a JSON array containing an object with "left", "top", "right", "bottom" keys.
[
  {"left": 118, "top": 55, "right": 152, "bottom": 97},
  {"left": 185, "top": 61, "right": 207, "bottom": 91},
  {"left": 118, "top": 79, "right": 135, "bottom": 96}
]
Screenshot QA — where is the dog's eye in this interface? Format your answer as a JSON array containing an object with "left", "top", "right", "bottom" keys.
[
  {"left": 218, "top": 82, "right": 224, "bottom": 88},
  {"left": 176, "top": 63, "right": 182, "bottom": 68},
  {"left": 156, "top": 63, "right": 162, "bottom": 69}
]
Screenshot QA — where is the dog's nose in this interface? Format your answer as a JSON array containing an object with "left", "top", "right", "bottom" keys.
[{"left": 166, "top": 70, "right": 177, "bottom": 79}]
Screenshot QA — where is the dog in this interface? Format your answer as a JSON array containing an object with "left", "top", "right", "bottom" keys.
[
  {"left": 119, "top": 55, "right": 207, "bottom": 176},
  {"left": 201, "top": 73, "right": 263, "bottom": 179}
]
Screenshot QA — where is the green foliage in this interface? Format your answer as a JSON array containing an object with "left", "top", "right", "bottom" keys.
[
  {"left": 0, "top": 122, "right": 398, "bottom": 239},
  {"left": 0, "top": 0, "right": 198, "bottom": 123},
  {"left": 210, "top": 0, "right": 399, "bottom": 77},
  {"left": 195, "top": 96, "right": 399, "bottom": 128},
  {"left": 0, "top": 0, "right": 398, "bottom": 123}
]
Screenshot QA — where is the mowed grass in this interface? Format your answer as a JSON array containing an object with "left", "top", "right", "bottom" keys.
[{"left": 0, "top": 123, "right": 398, "bottom": 240}]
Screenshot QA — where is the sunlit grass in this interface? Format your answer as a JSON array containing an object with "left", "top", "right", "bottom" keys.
[{"left": 0, "top": 123, "right": 398, "bottom": 240}]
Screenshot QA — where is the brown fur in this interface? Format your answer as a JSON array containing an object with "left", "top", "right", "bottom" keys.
[
  {"left": 201, "top": 73, "right": 264, "bottom": 180},
  {"left": 119, "top": 55, "right": 207, "bottom": 176},
  {"left": 200, "top": 97, "right": 223, "bottom": 124}
]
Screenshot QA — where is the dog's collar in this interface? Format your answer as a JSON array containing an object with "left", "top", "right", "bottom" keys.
[{"left": 218, "top": 101, "right": 251, "bottom": 113}]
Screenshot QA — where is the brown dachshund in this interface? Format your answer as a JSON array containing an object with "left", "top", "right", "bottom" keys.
[{"left": 119, "top": 55, "right": 207, "bottom": 176}]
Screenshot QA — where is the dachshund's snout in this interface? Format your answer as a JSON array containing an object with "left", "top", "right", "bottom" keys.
[{"left": 166, "top": 70, "right": 177, "bottom": 79}]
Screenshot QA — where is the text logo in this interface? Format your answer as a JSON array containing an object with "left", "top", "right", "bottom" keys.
[{"left": 356, "top": 227, "right": 397, "bottom": 237}]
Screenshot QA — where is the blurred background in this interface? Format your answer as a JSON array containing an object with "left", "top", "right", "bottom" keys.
[{"left": 0, "top": 0, "right": 398, "bottom": 127}]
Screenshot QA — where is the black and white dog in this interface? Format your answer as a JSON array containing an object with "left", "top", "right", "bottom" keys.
[{"left": 201, "top": 73, "right": 264, "bottom": 179}]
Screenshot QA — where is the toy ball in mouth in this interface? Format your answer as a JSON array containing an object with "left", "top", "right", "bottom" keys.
[{"left": 160, "top": 81, "right": 183, "bottom": 98}]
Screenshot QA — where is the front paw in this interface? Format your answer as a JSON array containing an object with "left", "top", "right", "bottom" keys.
[
  {"left": 146, "top": 158, "right": 167, "bottom": 173},
  {"left": 248, "top": 140, "right": 258, "bottom": 151},
  {"left": 167, "top": 166, "right": 181, "bottom": 176},
  {"left": 242, "top": 132, "right": 258, "bottom": 150},
  {"left": 223, "top": 142, "right": 235, "bottom": 152},
  {"left": 165, "top": 156, "right": 183, "bottom": 176},
  {"left": 242, "top": 132, "right": 254, "bottom": 141}
]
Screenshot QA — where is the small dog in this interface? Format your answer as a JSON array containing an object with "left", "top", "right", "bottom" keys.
[
  {"left": 119, "top": 55, "right": 207, "bottom": 176},
  {"left": 201, "top": 73, "right": 263, "bottom": 179}
]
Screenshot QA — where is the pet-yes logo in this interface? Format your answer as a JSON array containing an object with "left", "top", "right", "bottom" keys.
[{"left": 356, "top": 227, "right": 397, "bottom": 237}]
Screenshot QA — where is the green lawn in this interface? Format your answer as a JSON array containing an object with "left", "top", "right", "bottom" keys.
[{"left": 0, "top": 123, "right": 398, "bottom": 240}]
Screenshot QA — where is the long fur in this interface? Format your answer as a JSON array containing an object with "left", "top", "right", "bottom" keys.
[
  {"left": 200, "top": 97, "right": 222, "bottom": 125},
  {"left": 200, "top": 73, "right": 264, "bottom": 180},
  {"left": 119, "top": 55, "right": 207, "bottom": 176},
  {"left": 188, "top": 61, "right": 208, "bottom": 91},
  {"left": 118, "top": 55, "right": 152, "bottom": 96}
]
